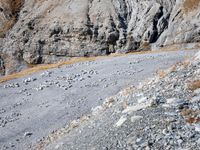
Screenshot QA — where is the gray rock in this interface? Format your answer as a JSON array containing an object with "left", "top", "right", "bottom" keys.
[
  {"left": 0, "top": 0, "right": 200, "bottom": 74},
  {"left": 24, "top": 132, "right": 33, "bottom": 137}
]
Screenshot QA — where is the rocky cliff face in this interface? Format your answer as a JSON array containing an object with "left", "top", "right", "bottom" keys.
[{"left": 0, "top": 0, "right": 200, "bottom": 75}]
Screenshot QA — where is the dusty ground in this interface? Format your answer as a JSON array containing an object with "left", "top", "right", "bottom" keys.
[{"left": 0, "top": 50, "right": 197, "bottom": 149}]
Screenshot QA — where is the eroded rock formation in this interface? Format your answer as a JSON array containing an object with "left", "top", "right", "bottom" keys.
[{"left": 0, "top": 0, "right": 200, "bottom": 74}]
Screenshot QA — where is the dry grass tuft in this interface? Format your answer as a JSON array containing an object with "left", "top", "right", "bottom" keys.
[
  {"left": 10, "top": 0, "right": 24, "bottom": 14},
  {"left": 183, "top": 0, "right": 200, "bottom": 14},
  {"left": 188, "top": 80, "right": 200, "bottom": 91},
  {"left": 181, "top": 108, "right": 200, "bottom": 124},
  {"left": 0, "top": 57, "right": 96, "bottom": 83},
  {"left": 0, "top": 47, "right": 198, "bottom": 83},
  {"left": 35, "top": 114, "right": 90, "bottom": 150},
  {"left": 0, "top": 18, "right": 16, "bottom": 38},
  {"left": 157, "top": 70, "right": 167, "bottom": 78},
  {"left": 0, "top": 0, "right": 24, "bottom": 37},
  {"left": 182, "top": 60, "right": 191, "bottom": 68},
  {"left": 170, "top": 65, "right": 177, "bottom": 72},
  {"left": 122, "top": 101, "right": 128, "bottom": 109}
]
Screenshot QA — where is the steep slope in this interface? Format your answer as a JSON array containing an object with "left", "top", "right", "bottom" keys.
[
  {"left": 0, "top": 50, "right": 197, "bottom": 150},
  {"left": 0, "top": 0, "right": 24, "bottom": 38},
  {"left": 0, "top": 0, "right": 200, "bottom": 74},
  {"left": 0, "top": 0, "right": 24, "bottom": 75},
  {"left": 38, "top": 51, "right": 200, "bottom": 150}
]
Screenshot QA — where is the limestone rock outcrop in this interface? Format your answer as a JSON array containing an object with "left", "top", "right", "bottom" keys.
[{"left": 0, "top": 0, "right": 200, "bottom": 74}]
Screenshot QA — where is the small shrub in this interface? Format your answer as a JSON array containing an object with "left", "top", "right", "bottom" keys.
[
  {"left": 157, "top": 70, "right": 167, "bottom": 78},
  {"left": 183, "top": 0, "right": 200, "bottom": 14},
  {"left": 0, "top": 0, "right": 24, "bottom": 37},
  {"left": 181, "top": 108, "right": 200, "bottom": 124},
  {"left": 170, "top": 65, "right": 177, "bottom": 72},
  {"left": 188, "top": 80, "right": 200, "bottom": 91},
  {"left": 0, "top": 18, "right": 16, "bottom": 38}
]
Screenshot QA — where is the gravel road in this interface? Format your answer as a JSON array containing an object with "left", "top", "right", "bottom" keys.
[{"left": 0, "top": 50, "right": 197, "bottom": 149}]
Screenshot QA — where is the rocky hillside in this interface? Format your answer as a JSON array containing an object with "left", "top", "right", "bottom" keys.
[
  {"left": 0, "top": 0, "right": 200, "bottom": 74},
  {"left": 36, "top": 51, "right": 200, "bottom": 150},
  {"left": 1, "top": 50, "right": 197, "bottom": 149}
]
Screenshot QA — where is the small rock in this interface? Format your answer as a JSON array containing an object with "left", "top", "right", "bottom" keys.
[
  {"left": 15, "top": 83, "right": 20, "bottom": 87},
  {"left": 197, "top": 138, "right": 200, "bottom": 145},
  {"left": 137, "top": 97, "right": 148, "bottom": 103},
  {"left": 165, "top": 98, "right": 185, "bottom": 107},
  {"left": 130, "top": 116, "right": 143, "bottom": 123},
  {"left": 194, "top": 88, "right": 200, "bottom": 95},
  {"left": 32, "top": 77, "right": 37, "bottom": 81},
  {"left": 103, "top": 84, "right": 109, "bottom": 88},
  {"left": 55, "top": 142, "right": 64, "bottom": 149},
  {"left": 195, "top": 124, "right": 200, "bottom": 132},
  {"left": 122, "top": 103, "right": 149, "bottom": 114},
  {"left": 24, "top": 132, "right": 33, "bottom": 137},
  {"left": 162, "top": 129, "right": 169, "bottom": 135},
  {"left": 191, "top": 95, "right": 200, "bottom": 102},
  {"left": 136, "top": 137, "right": 143, "bottom": 144},
  {"left": 79, "top": 77, "right": 84, "bottom": 81},
  {"left": 177, "top": 139, "right": 183, "bottom": 145},
  {"left": 23, "top": 78, "right": 32, "bottom": 84},
  {"left": 0, "top": 108, "right": 6, "bottom": 114},
  {"left": 114, "top": 116, "right": 127, "bottom": 127}
]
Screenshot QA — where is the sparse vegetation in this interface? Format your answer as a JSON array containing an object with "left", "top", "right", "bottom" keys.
[
  {"left": 183, "top": 0, "right": 200, "bottom": 14},
  {"left": 0, "top": 57, "right": 96, "bottom": 83},
  {"left": 0, "top": 48, "right": 196, "bottom": 83},
  {"left": 182, "top": 60, "right": 191, "bottom": 68},
  {"left": 10, "top": 0, "right": 24, "bottom": 14},
  {"left": 170, "top": 65, "right": 177, "bottom": 72},
  {"left": 181, "top": 108, "right": 200, "bottom": 124},
  {"left": 157, "top": 70, "right": 167, "bottom": 78},
  {"left": 188, "top": 80, "right": 200, "bottom": 91},
  {"left": 157, "top": 64, "right": 178, "bottom": 78},
  {"left": 0, "top": 18, "right": 16, "bottom": 38},
  {"left": 0, "top": 0, "right": 24, "bottom": 37}
]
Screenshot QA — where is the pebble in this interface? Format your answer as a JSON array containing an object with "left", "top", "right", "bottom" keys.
[
  {"left": 191, "top": 95, "right": 200, "bottom": 102},
  {"left": 23, "top": 78, "right": 32, "bottom": 84},
  {"left": 35, "top": 84, "right": 50, "bottom": 91},
  {"left": 19, "top": 89, "right": 27, "bottom": 93},
  {"left": 136, "top": 138, "right": 143, "bottom": 144},
  {"left": 79, "top": 77, "right": 84, "bottom": 81},
  {"left": 114, "top": 116, "right": 127, "bottom": 127},
  {"left": 40, "top": 71, "right": 52, "bottom": 77},
  {"left": 194, "top": 89, "right": 200, "bottom": 95},
  {"left": 164, "top": 98, "right": 185, "bottom": 107},
  {"left": 24, "top": 132, "right": 33, "bottom": 137},
  {"left": 177, "top": 139, "right": 183, "bottom": 145},
  {"left": 149, "top": 98, "right": 159, "bottom": 107},
  {"left": 0, "top": 108, "right": 6, "bottom": 114},
  {"left": 137, "top": 97, "right": 148, "bottom": 103},
  {"left": 162, "top": 129, "right": 168, "bottom": 135},
  {"left": 197, "top": 138, "right": 200, "bottom": 145},
  {"left": 130, "top": 116, "right": 143, "bottom": 123},
  {"left": 195, "top": 124, "right": 200, "bottom": 132},
  {"left": 122, "top": 103, "right": 149, "bottom": 114},
  {"left": 4, "top": 83, "right": 20, "bottom": 88},
  {"left": 103, "top": 84, "right": 109, "bottom": 88},
  {"left": 55, "top": 143, "right": 64, "bottom": 149}
]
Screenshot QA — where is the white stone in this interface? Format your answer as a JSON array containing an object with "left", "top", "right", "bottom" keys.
[
  {"left": 195, "top": 124, "right": 200, "bottom": 132},
  {"left": 166, "top": 98, "right": 185, "bottom": 106},
  {"left": 137, "top": 97, "right": 148, "bottom": 103},
  {"left": 130, "top": 116, "right": 143, "bottom": 123},
  {"left": 122, "top": 103, "right": 149, "bottom": 114},
  {"left": 114, "top": 116, "right": 127, "bottom": 127}
]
